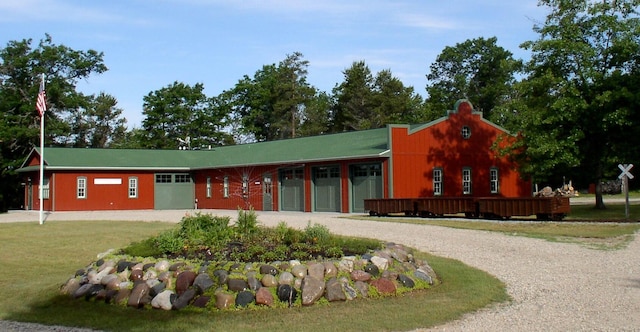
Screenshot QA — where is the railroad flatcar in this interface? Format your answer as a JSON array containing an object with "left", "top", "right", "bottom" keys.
[{"left": 364, "top": 196, "right": 570, "bottom": 220}]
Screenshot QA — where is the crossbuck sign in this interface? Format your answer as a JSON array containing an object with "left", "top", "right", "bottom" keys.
[
  {"left": 618, "top": 164, "right": 634, "bottom": 180},
  {"left": 617, "top": 164, "right": 634, "bottom": 219}
]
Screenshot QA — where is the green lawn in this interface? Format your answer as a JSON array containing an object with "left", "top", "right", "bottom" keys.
[{"left": 0, "top": 219, "right": 507, "bottom": 332}]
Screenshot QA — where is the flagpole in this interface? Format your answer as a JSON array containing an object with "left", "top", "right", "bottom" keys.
[{"left": 38, "top": 73, "right": 45, "bottom": 225}]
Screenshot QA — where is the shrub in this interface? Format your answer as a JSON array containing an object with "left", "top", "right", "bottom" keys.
[
  {"left": 303, "top": 222, "right": 331, "bottom": 245},
  {"left": 156, "top": 228, "right": 185, "bottom": 254},
  {"left": 121, "top": 237, "right": 162, "bottom": 257},
  {"left": 236, "top": 208, "right": 259, "bottom": 239},
  {"left": 179, "top": 213, "right": 233, "bottom": 248}
]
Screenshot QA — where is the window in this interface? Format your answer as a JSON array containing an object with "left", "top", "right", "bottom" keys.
[
  {"left": 77, "top": 177, "right": 87, "bottom": 199},
  {"left": 490, "top": 168, "right": 499, "bottom": 194},
  {"left": 206, "top": 176, "right": 212, "bottom": 198},
  {"left": 128, "top": 177, "right": 138, "bottom": 198},
  {"left": 155, "top": 174, "right": 171, "bottom": 183},
  {"left": 174, "top": 174, "right": 191, "bottom": 183},
  {"left": 462, "top": 168, "right": 472, "bottom": 195},
  {"left": 461, "top": 126, "right": 471, "bottom": 139},
  {"left": 433, "top": 168, "right": 443, "bottom": 196},
  {"left": 223, "top": 176, "right": 229, "bottom": 198},
  {"left": 41, "top": 177, "right": 50, "bottom": 199}
]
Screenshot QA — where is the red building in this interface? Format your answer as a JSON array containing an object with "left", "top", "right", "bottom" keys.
[{"left": 18, "top": 100, "right": 532, "bottom": 213}]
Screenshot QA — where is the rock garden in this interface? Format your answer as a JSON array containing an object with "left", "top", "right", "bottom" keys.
[{"left": 59, "top": 210, "right": 439, "bottom": 311}]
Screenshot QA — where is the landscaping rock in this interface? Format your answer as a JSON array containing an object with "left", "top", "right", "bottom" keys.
[
  {"left": 192, "top": 295, "right": 210, "bottom": 308},
  {"left": 255, "top": 287, "right": 274, "bottom": 307},
  {"left": 307, "top": 263, "right": 325, "bottom": 280},
  {"left": 338, "top": 256, "right": 356, "bottom": 272},
  {"left": 261, "top": 274, "right": 277, "bottom": 287},
  {"left": 213, "top": 269, "right": 229, "bottom": 285},
  {"left": 175, "top": 271, "right": 196, "bottom": 295},
  {"left": 227, "top": 278, "right": 248, "bottom": 292},
  {"left": 259, "top": 264, "right": 278, "bottom": 276},
  {"left": 324, "top": 277, "right": 346, "bottom": 302},
  {"left": 397, "top": 274, "right": 415, "bottom": 288},
  {"left": 323, "top": 261, "right": 337, "bottom": 278},
  {"left": 155, "top": 260, "right": 170, "bottom": 272},
  {"left": 278, "top": 271, "right": 294, "bottom": 285},
  {"left": 301, "top": 276, "right": 325, "bottom": 306},
  {"left": 172, "top": 288, "right": 196, "bottom": 310},
  {"left": 277, "top": 284, "right": 298, "bottom": 306},
  {"left": 235, "top": 290, "right": 255, "bottom": 307},
  {"left": 354, "top": 280, "right": 369, "bottom": 298},
  {"left": 370, "top": 278, "right": 396, "bottom": 295},
  {"left": 128, "top": 282, "right": 151, "bottom": 308},
  {"left": 215, "top": 292, "right": 234, "bottom": 310},
  {"left": 193, "top": 273, "right": 214, "bottom": 293},
  {"left": 291, "top": 264, "right": 307, "bottom": 278},
  {"left": 371, "top": 256, "right": 389, "bottom": 271},
  {"left": 350, "top": 270, "right": 372, "bottom": 282},
  {"left": 340, "top": 277, "right": 357, "bottom": 300},
  {"left": 364, "top": 263, "right": 380, "bottom": 277},
  {"left": 151, "top": 290, "right": 174, "bottom": 310},
  {"left": 247, "top": 276, "right": 261, "bottom": 291},
  {"left": 60, "top": 278, "right": 80, "bottom": 296}
]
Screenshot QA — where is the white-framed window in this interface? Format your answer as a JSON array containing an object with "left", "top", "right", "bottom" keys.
[
  {"left": 77, "top": 176, "right": 87, "bottom": 199},
  {"left": 462, "top": 168, "right": 472, "bottom": 195},
  {"left": 433, "top": 168, "right": 443, "bottom": 196},
  {"left": 41, "top": 177, "right": 50, "bottom": 199},
  {"left": 206, "top": 176, "right": 212, "bottom": 198},
  {"left": 490, "top": 167, "right": 499, "bottom": 194},
  {"left": 223, "top": 176, "right": 229, "bottom": 198},
  {"left": 128, "top": 177, "right": 138, "bottom": 198}
]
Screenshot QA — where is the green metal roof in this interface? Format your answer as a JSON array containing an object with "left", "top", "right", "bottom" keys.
[{"left": 18, "top": 128, "right": 390, "bottom": 172}]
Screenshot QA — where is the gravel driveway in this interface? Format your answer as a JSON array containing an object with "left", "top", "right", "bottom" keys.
[{"left": 1, "top": 208, "right": 639, "bottom": 331}]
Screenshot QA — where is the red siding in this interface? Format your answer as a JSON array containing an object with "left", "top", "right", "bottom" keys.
[
  {"left": 390, "top": 101, "right": 530, "bottom": 198},
  {"left": 51, "top": 172, "right": 155, "bottom": 211}
]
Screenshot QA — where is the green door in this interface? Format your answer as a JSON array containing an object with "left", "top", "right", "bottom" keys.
[
  {"left": 280, "top": 168, "right": 304, "bottom": 211},
  {"left": 154, "top": 173, "right": 194, "bottom": 210},
  {"left": 313, "top": 166, "right": 341, "bottom": 212},
  {"left": 350, "top": 164, "right": 382, "bottom": 213}
]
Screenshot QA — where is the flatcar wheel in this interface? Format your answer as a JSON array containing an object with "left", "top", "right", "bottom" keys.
[
  {"left": 465, "top": 212, "right": 478, "bottom": 219},
  {"left": 369, "top": 211, "right": 378, "bottom": 216}
]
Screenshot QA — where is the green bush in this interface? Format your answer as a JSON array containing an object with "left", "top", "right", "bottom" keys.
[
  {"left": 179, "top": 213, "right": 233, "bottom": 248},
  {"left": 121, "top": 237, "right": 162, "bottom": 257},
  {"left": 303, "top": 222, "right": 331, "bottom": 245},
  {"left": 156, "top": 228, "right": 185, "bottom": 254},
  {"left": 236, "top": 208, "right": 259, "bottom": 239}
]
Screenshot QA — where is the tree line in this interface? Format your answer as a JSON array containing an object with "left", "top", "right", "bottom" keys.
[{"left": 1, "top": 0, "right": 639, "bottom": 210}]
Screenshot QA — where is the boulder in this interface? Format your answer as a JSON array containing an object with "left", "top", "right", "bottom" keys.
[
  {"left": 172, "top": 288, "right": 196, "bottom": 310},
  {"left": 301, "top": 276, "right": 325, "bottom": 306},
  {"left": 128, "top": 282, "right": 151, "bottom": 308},
  {"left": 277, "top": 284, "right": 298, "bottom": 306},
  {"left": 255, "top": 287, "right": 274, "bottom": 307},
  {"left": 278, "top": 271, "right": 294, "bottom": 285},
  {"left": 291, "top": 264, "right": 307, "bottom": 278},
  {"left": 175, "top": 271, "right": 196, "bottom": 295},
  {"left": 193, "top": 273, "right": 215, "bottom": 293},
  {"left": 235, "top": 290, "right": 255, "bottom": 307},
  {"left": 324, "top": 277, "right": 346, "bottom": 302},
  {"left": 307, "top": 263, "right": 325, "bottom": 280},
  {"left": 151, "top": 290, "right": 175, "bottom": 311},
  {"left": 215, "top": 292, "right": 234, "bottom": 310},
  {"left": 370, "top": 278, "right": 396, "bottom": 295}
]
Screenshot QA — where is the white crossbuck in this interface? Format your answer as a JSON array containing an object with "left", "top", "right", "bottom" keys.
[{"left": 618, "top": 164, "right": 634, "bottom": 180}]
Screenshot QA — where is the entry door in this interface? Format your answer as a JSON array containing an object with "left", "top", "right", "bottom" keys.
[
  {"left": 27, "top": 182, "right": 33, "bottom": 210},
  {"left": 262, "top": 173, "right": 273, "bottom": 211},
  {"left": 351, "top": 163, "right": 383, "bottom": 213}
]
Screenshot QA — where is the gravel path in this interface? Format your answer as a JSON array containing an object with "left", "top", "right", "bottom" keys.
[{"left": 1, "top": 208, "right": 639, "bottom": 331}]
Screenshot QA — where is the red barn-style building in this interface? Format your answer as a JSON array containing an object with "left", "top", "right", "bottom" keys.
[{"left": 17, "top": 100, "right": 532, "bottom": 213}]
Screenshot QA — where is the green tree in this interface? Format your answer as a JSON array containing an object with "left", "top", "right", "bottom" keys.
[
  {"left": 331, "top": 61, "right": 425, "bottom": 131},
  {"left": 330, "top": 61, "right": 374, "bottom": 131},
  {"left": 508, "top": 0, "right": 640, "bottom": 208},
  {"left": 425, "top": 37, "right": 522, "bottom": 121},
  {"left": 221, "top": 52, "right": 317, "bottom": 141},
  {"left": 62, "top": 93, "right": 127, "bottom": 148},
  {"left": 140, "top": 81, "right": 230, "bottom": 149},
  {"left": 0, "top": 34, "right": 107, "bottom": 210}
]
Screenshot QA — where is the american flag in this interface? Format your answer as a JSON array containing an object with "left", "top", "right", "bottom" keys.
[{"left": 36, "top": 75, "right": 46, "bottom": 117}]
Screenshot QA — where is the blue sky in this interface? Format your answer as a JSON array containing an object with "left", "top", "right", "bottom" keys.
[{"left": 1, "top": 0, "right": 548, "bottom": 128}]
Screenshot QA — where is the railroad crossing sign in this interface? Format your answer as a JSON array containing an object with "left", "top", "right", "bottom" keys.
[
  {"left": 618, "top": 164, "right": 634, "bottom": 180},
  {"left": 617, "top": 164, "right": 634, "bottom": 219}
]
